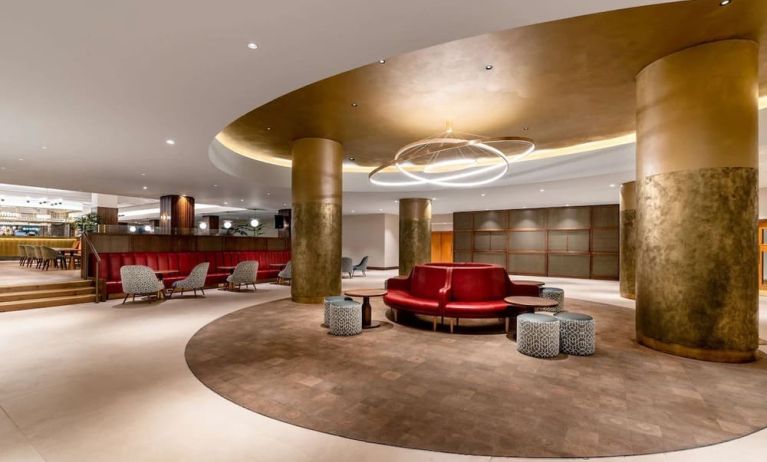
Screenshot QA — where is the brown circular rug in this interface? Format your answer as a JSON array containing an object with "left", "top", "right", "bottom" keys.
[{"left": 185, "top": 297, "right": 767, "bottom": 458}]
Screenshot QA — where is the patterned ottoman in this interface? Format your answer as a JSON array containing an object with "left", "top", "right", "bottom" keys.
[
  {"left": 539, "top": 287, "right": 565, "bottom": 313},
  {"left": 324, "top": 296, "right": 352, "bottom": 327},
  {"left": 516, "top": 313, "right": 560, "bottom": 358},
  {"left": 555, "top": 312, "right": 595, "bottom": 356},
  {"left": 329, "top": 300, "right": 362, "bottom": 336}
]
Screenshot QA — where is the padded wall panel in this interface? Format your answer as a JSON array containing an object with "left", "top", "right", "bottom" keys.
[
  {"left": 473, "top": 233, "right": 490, "bottom": 251},
  {"left": 509, "top": 209, "right": 546, "bottom": 229},
  {"left": 548, "top": 207, "right": 591, "bottom": 230},
  {"left": 453, "top": 231, "right": 472, "bottom": 251},
  {"left": 473, "top": 210, "right": 508, "bottom": 230},
  {"left": 489, "top": 232, "right": 507, "bottom": 251},
  {"left": 548, "top": 254, "right": 590, "bottom": 278},
  {"left": 473, "top": 252, "right": 506, "bottom": 267},
  {"left": 592, "top": 205, "right": 619, "bottom": 228},
  {"left": 508, "top": 231, "right": 546, "bottom": 251},
  {"left": 548, "top": 230, "right": 590, "bottom": 253},
  {"left": 453, "top": 212, "right": 473, "bottom": 230},
  {"left": 453, "top": 251, "right": 472, "bottom": 262},
  {"left": 592, "top": 228, "right": 620, "bottom": 253},
  {"left": 507, "top": 253, "right": 546, "bottom": 275},
  {"left": 592, "top": 254, "right": 619, "bottom": 278}
]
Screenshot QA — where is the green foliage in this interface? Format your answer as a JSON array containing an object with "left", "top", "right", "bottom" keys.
[
  {"left": 72, "top": 212, "right": 100, "bottom": 234},
  {"left": 230, "top": 223, "right": 264, "bottom": 237}
]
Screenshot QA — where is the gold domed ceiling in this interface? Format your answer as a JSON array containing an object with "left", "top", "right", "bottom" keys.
[{"left": 217, "top": 0, "right": 767, "bottom": 171}]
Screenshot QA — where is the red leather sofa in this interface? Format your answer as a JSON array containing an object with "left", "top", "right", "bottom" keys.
[
  {"left": 384, "top": 263, "right": 539, "bottom": 332},
  {"left": 91, "top": 250, "right": 290, "bottom": 295}
]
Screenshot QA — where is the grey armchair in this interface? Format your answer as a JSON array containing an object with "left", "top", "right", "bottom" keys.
[
  {"left": 352, "top": 256, "right": 369, "bottom": 277},
  {"left": 341, "top": 257, "right": 354, "bottom": 278},
  {"left": 120, "top": 265, "right": 165, "bottom": 303},
  {"left": 227, "top": 261, "right": 259, "bottom": 290},
  {"left": 169, "top": 262, "right": 209, "bottom": 298},
  {"left": 277, "top": 261, "right": 292, "bottom": 285}
]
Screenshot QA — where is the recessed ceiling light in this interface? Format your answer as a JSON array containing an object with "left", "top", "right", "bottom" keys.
[
  {"left": 565, "top": 204, "right": 570, "bottom": 206},
  {"left": 351, "top": 210, "right": 356, "bottom": 213},
  {"left": 18, "top": 158, "right": 23, "bottom": 161},
  {"left": 240, "top": 199, "right": 245, "bottom": 202},
  {"left": 394, "top": 200, "right": 399, "bottom": 203},
  {"left": 378, "top": 59, "right": 386, "bottom": 64},
  {"left": 485, "top": 64, "right": 493, "bottom": 70},
  {"left": 283, "top": 203, "right": 287, "bottom": 206},
  {"left": 351, "top": 103, "right": 359, "bottom": 107},
  {"left": 720, "top": 0, "right": 731, "bottom": 5},
  {"left": 0, "top": 166, "right": 5, "bottom": 170},
  {"left": 539, "top": 189, "right": 545, "bottom": 192},
  {"left": 140, "top": 172, "right": 146, "bottom": 176},
  {"left": 266, "top": 127, "right": 271, "bottom": 131},
  {"left": 431, "top": 197, "right": 437, "bottom": 200},
  {"left": 165, "top": 139, "right": 175, "bottom": 145},
  {"left": 523, "top": 127, "right": 529, "bottom": 131},
  {"left": 378, "top": 208, "right": 383, "bottom": 212},
  {"left": 247, "top": 42, "right": 258, "bottom": 50},
  {"left": 266, "top": 192, "right": 271, "bottom": 196},
  {"left": 224, "top": 201, "right": 229, "bottom": 205},
  {"left": 41, "top": 146, "right": 48, "bottom": 150},
  {"left": 609, "top": 184, "right": 616, "bottom": 188},
  {"left": 142, "top": 186, "right": 148, "bottom": 190},
  {"left": 348, "top": 157, "right": 356, "bottom": 161},
  {"left": 481, "top": 193, "right": 486, "bottom": 197},
  {"left": 213, "top": 184, "right": 218, "bottom": 187}
]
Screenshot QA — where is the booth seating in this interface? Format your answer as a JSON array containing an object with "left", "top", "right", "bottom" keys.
[
  {"left": 91, "top": 250, "right": 290, "bottom": 295},
  {"left": 384, "top": 263, "right": 539, "bottom": 331}
]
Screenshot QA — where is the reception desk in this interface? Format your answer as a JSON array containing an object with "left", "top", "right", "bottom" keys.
[{"left": 0, "top": 238, "right": 78, "bottom": 258}]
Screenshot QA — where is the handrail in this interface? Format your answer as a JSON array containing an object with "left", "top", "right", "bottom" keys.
[{"left": 81, "top": 232, "right": 101, "bottom": 303}]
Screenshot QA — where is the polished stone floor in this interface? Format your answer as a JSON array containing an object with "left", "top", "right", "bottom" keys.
[
  {"left": 0, "top": 261, "right": 81, "bottom": 287},
  {"left": 0, "top": 270, "right": 766, "bottom": 461},
  {"left": 186, "top": 297, "right": 767, "bottom": 458}
]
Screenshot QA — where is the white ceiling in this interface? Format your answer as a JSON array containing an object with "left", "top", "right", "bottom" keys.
[{"left": 0, "top": 0, "right": 674, "bottom": 215}]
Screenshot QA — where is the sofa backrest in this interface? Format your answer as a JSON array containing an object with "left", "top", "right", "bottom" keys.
[
  {"left": 92, "top": 250, "right": 290, "bottom": 281},
  {"left": 450, "top": 266, "right": 509, "bottom": 302},
  {"left": 410, "top": 265, "right": 450, "bottom": 299}
]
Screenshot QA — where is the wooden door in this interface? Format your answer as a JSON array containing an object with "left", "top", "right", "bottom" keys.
[{"left": 431, "top": 232, "right": 453, "bottom": 263}]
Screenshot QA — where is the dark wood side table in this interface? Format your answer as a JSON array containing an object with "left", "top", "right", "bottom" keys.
[
  {"left": 344, "top": 288, "right": 387, "bottom": 329},
  {"left": 510, "top": 280, "right": 546, "bottom": 288}
]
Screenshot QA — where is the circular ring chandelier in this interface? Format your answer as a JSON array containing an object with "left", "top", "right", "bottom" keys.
[{"left": 369, "top": 127, "right": 535, "bottom": 188}]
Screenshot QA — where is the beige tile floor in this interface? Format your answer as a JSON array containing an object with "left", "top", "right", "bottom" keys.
[
  {"left": 0, "top": 261, "right": 82, "bottom": 287},
  {"left": 0, "top": 269, "right": 765, "bottom": 462}
]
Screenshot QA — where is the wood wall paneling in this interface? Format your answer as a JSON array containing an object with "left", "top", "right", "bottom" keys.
[{"left": 430, "top": 232, "right": 453, "bottom": 263}]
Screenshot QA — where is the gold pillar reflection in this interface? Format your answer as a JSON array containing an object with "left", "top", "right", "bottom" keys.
[
  {"left": 291, "top": 138, "right": 343, "bottom": 304},
  {"left": 635, "top": 40, "right": 758, "bottom": 363},
  {"left": 619, "top": 181, "right": 636, "bottom": 300},
  {"left": 399, "top": 198, "right": 432, "bottom": 276}
]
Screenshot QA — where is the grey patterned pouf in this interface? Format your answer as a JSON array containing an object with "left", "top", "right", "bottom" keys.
[
  {"left": 323, "top": 296, "right": 351, "bottom": 328},
  {"left": 555, "top": 312, "right": 595, "bottom": 356},
  {"left": 517, "top": 313, "right": 560, "bottom": 358},
  {"left": 329, "top": 300, "right": 362, "bottom": 336},
  {"left": 539, "top": 287, "right": 565, "bottom": 313}
]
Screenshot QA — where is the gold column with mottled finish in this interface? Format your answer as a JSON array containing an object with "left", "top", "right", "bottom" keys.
[
  {"left": 635, "top": 40, "right": 759, "bottom": 363},
  {"left": 619, "top": 181, "right": 636, "bottom": 300},
  {"left": 399, "top": 198, "right": 432, "bottom": 276},
  {"left": 291, "top": 138, "right": 343, "bottom": 304}
]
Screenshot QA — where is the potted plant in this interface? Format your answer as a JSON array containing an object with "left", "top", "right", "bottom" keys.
[{"left": 72, "top": 212, "right": 101, "bottom": 236}]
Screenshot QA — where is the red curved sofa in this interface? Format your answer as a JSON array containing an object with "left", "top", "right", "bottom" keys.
[
  {"left": 91, "top": 250, "right": 290, "bottom": 295},
  {"left": 384, "top": 263, "right": 539, "bottom": 332}
]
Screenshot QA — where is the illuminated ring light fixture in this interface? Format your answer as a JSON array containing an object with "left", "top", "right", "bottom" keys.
[{"left": 369, "top": 131, "right": 535, "bottom": 188}]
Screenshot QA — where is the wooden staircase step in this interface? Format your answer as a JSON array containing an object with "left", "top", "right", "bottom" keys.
[
  {"left": 0, "top": 294, "right": 97, "bottom": 312},
  {"left": 0, "top": 279, "right": 93, "bottom": 294},
  {"left": 0, "top": 287, "right": 95, "bottom": 302}
]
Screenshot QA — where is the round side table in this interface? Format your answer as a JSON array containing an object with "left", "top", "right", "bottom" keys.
[{"left": 343, "top": 288, "right": 387, "bottom": 329}]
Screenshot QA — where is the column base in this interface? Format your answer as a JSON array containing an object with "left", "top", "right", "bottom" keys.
[
  {"left": 292, "top": 296, "right": 324, "bottom": 304},
  {"left": 637, "top": 332, "right": 757, "bottom": 363}
]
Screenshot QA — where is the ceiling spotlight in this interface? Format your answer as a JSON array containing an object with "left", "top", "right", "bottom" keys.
[
  {"left": 223, "top": 220, "right": 232, "bottom": 229},
  {"left": 720, "top": 0, "right": 731, "bottom": 5},
  {"left": 144, "top": 225, "right": 153, "bottom": 232},
  {"left": 213, "top": 184, "right": 218, "bottom": 188},
  {"left": 165, "top": 139, "right": 175, "bottom": 145},
  {"left": 250, "top": 218, "right": 260, "bottom": 227},
  {"left": 609, "top": 184, "right": 616, "bottom": 188},
  {"left": 351, "top": 210, "right": 356, "bottom": 213},
  {"left": 481, "top": 193, "right": 486, "bottom": 197},
  {"left": 266, "top": 127, "right": 271, "bottom": 131},
  {"left": 247, "top": 42, "right": 258, "bottom": 49},
  {"left": 523, "top": 127, "right": 529, "bottom": 131},
  {"left": 485, "top": 64, "right": 493, "bottom": 70},
  {"left": 223, "top": 201, "right": 228, "bottom": 205},
  {"left": 142, "top": 186, "right": 148, "bottom": 190},
  {"left": 128, "top": 226, "right": 137, "bottom": 233},
  {"left": 199, "top": 222, "right": 208, "bottom": 230},
  {"left": 348, "top": 157, "right": 356, "bottom": 161},
  {"left": 140, "top": 172, "right": 146, "bottom": 176},
  {"left": 378, "top": 208, "right": 383, "bottom": 212},
  {"left": 41, "top": 146, "right": 48, "bottom": 150},
  {"left": 394, "top": 200, "right": 399, "bottom": 203},
  {"left": 18, "top": 158, "right": 24, "bottom": 161},
  {"left": 539, "top": 189, "right": 545, "bottom": 192},
  {"left": 431, "top": 197, "right": 437, "bottom": 200},
  {"left": 565, "top": 204, "right": 571, "bottom": 206},
  {"left": 378, "top": 59, "right": 386, "bottom": 64},
  {"left": 351, "top": 103, "right": 359, "bottom": 107},
  {"left": 240, "top": 199, "right": 245, "bottom": 202},
  {"left": 266, "top": 192, "right": 271, "bottom": 196}
]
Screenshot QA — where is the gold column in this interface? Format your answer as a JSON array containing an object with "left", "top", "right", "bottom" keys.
[
  {"left": 619, "top": 181, "right": 636, "bottom": 300},
  {"left": 635, "top": 40, "right": 759, "bottom": 363},
  {"left": 399, "top": 198, "right": 432, "bottom": 276},
  {"left": 291, "top": 138, "right": 343, "bottom": 303}
]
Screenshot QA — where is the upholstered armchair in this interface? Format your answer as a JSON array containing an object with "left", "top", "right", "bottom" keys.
[
  {"left": 120, "top": 265, "right": 165, "bottom": 303},
  {"left": 352, "top": 256, "right": 369, "bottom": 278},
  {"left": 277, "top": 261, "right": 292, "bottom": 285},
  {"left": 227, "top": 261, "right": 259, "bottom": 290},
  {"left": 341, "top": 257, "right": 354, "bottom": 278},
  {"left": 169, "top": 262, "right": 209, "bottom": 298},
  {"left": 40, "top": 246, "right": 65, "bottom": 271}
]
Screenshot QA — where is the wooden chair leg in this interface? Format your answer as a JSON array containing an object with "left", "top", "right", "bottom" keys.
[
  {"left": 193, "top": 289, "right": 197, "bottom": 297},
  {"left": 433, "top": 317, "right": 437, "bottom": 331},
  {"left": 505, "top": 316, "right": 510, "bottom": 333},
  {"left": 393, "top": 309, "right": 398, "bottom": 323},
  {"left": 449, "top": 318, "right": 454, "bottom": 334},
  {"left": 122, "top": 294, "right": 129, "bottom": 304},
  {"left": 167, "top": 288, "right": 175, "bottom": 299},
  {"left": 200, "top": 288, "right": 205, "bottom": 296},
  {"left": 132, "top": 294, "right": 136, "bottom": 302}
]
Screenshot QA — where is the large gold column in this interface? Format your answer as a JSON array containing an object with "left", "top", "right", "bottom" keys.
[
  {"left": 399, "top": 198, "right": 431, "bottom": 276},
  {"left": 291, "top": 138, "right": 343, "bottom": 303},
  {"left": 635, "top": 40, "right": 759, "bottom": 363},
  {"left": 619, "top": 181, "right": 636, "bottom": 300}
]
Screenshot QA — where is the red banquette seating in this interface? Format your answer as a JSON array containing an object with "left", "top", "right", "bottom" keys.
[
  {"left": 91, "top": 250, "right": 290, "bottom": 295},
  {"left": 384, "top": 263, "right": 539, "bottom": 330}
]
